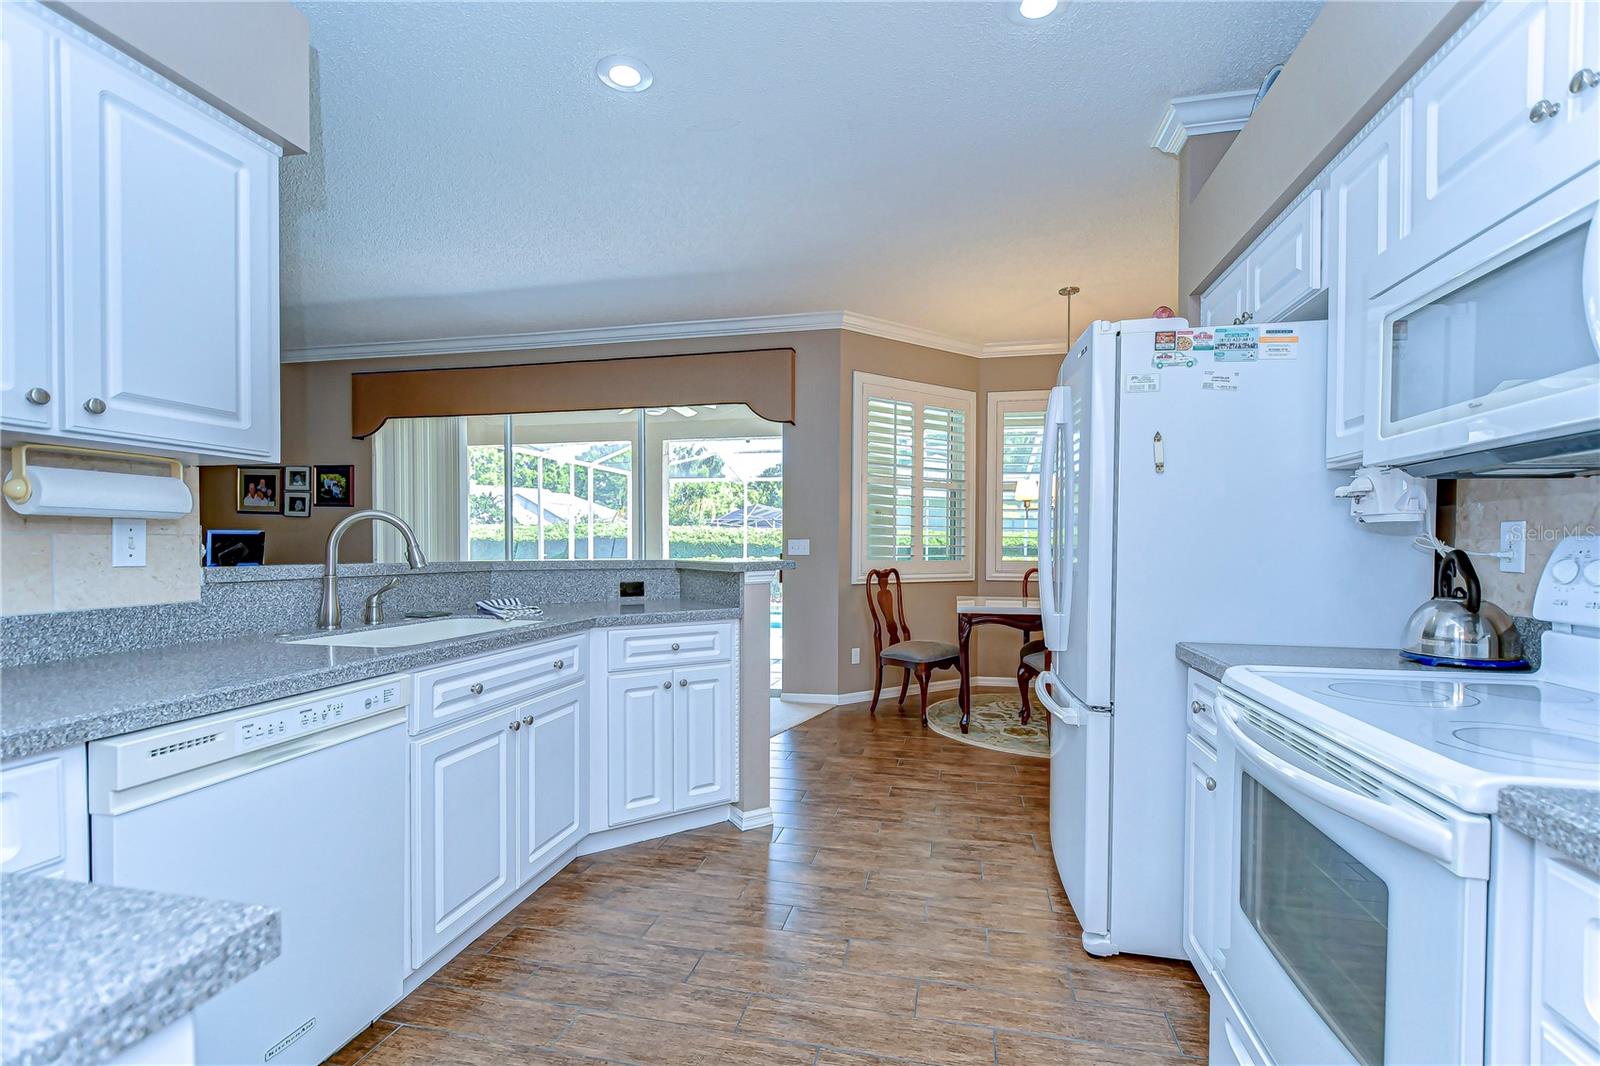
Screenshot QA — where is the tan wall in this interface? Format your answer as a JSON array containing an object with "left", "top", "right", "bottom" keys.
[
  {"left": 46, "top": 1, "right": 310, "bottom": 153},
  {"left": 0, "top": 449, "right": 201, "bottom": 615},
  {"left": 1178, "top": 1, "right": 1476, "bottom": 308},
  {"left": 1441, "top": 481, "right": 1600, "bottom": 617}
]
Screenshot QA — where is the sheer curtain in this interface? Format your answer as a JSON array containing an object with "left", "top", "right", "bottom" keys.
[{"left": 371, "top": 417, "right": 468, "bottom": 562}]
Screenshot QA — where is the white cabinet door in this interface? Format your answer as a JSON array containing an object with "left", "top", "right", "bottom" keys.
[
  {"left": 0, "top": 745, "right": 89, "bottom": 881},
  {"left": 1248, "top": 189, "right": 1322, "bottom": 322},
  {"left": 1200, "top": 259, "right": 1249, "bottom": 326},
  {"left": 1182, "top": 733, "right": 1217, "bottom": 984},
  {"left": 1325, "top": 108, "right": 1407, "bottom": 467},
  {"left": 411, "top": 710, "right": 516, "bottom": 968},
  {"left": 517, "top": 685, "right": 585, "bottom": 884},
  {"left": 1402, "top": 1, "right": 1585, "bottom": 285},
  {"left": 0, "top": 6, "right": 57, "bottom": 430},
  {"left": 607, "top": 671, "right": 674, "bottom": 826},
  {"left": 57, "top": 38, "right": 279, "bottom": 459},
  {"left": 672, "top": 663, "right": 734, "bottom": 811},
  {"left": 1559, "top": 1, "right": 1600, "bottom": 188}
]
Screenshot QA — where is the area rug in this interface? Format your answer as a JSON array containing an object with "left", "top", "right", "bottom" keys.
[{"left": 924, "top": 693, "right": 1048, "bottom": 758}]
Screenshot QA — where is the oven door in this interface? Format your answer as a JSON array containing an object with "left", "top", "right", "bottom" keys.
[
  {"left": 1213, "top": 691, "right": 1490, "bottom": 1066},
  {"left": 1364, "top": 172, "right": 1600, "bottom": 474}
]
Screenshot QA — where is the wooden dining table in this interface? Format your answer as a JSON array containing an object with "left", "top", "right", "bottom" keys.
[{"left": 955, "top": 595, "right": 1043, "bottom": 733}]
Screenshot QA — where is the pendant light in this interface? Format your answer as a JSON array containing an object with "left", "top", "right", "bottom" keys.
[{"left": 1058, "top": 285, "right": 1080, "bottom": 350}]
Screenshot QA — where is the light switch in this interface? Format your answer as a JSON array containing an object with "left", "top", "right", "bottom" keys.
[
  {"left": 786, "top": 539, "right": 810, "bottom": 556},
  {"left": 112, "top": 519, "right": 147, "bottom": 567}
]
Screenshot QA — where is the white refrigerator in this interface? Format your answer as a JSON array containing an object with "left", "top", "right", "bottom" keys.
[{"left": 1031, "top": 317, "right": 1429, "bottom": 960}]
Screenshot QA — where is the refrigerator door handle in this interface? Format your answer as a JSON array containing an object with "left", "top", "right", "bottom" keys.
[
  {"left": 1038, "top": 384, "right": 1073, "bottom": 650},
  {"left": 1033, "top": 674, "right": 1082, "bottom": 727}
]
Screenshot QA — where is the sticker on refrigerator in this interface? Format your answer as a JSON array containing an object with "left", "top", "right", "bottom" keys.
[
  {"left": 1212, "top": 326, "right": 1258, "bottom": 361},
  {"left": 1202, "top": 369, "right": 1240, "bottom": 392},
  {"left": 1124, "top": 373, "right": 1160, "bottom": 394},
  {"left": 1259, "top": 329, "right": 1300, "bottom": 359},
  {"left": 1154, "top": 331, "right": 1177, "bottom": 352},
  {"left": 1178, "top": 329, "right": 1216, "bottom": 354}
]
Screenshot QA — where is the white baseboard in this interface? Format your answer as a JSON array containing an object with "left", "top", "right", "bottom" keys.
[
  {"left": 727, "top": 806, "right": 774, "bottom": 831},
  {"left": 781, "top": 676, "right": 1014, "bottom": 707}
]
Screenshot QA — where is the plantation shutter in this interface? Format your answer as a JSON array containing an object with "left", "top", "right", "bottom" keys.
[
  {"left": 853, "top": 374, "right": 976, "bottom": 580},
  {"left": 999, "top": 406, "right": 1044, "bottom": 564}
]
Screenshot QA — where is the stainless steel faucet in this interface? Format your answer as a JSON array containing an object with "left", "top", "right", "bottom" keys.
[{"left": 318, "top": 509, "right": 428, "bottom": 629}]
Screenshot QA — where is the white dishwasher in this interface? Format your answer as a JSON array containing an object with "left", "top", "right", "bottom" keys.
[{"left": 89, "top": 676, "right": 409, "bottom": 1066}]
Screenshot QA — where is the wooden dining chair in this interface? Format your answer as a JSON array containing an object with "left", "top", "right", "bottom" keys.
[
  {"left": 864, "top": 567, "right": 961, "bottom": 726},
  {"left": 1017, "top": 567, "right": 1048, "bottom": 720}
]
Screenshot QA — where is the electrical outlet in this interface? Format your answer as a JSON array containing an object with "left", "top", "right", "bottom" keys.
[
  {"left": 1499, "top": 520, "right": 1526, "bottom": 573},
  {"left": 112, "top": 519, "right": 146, "bottom": 567},
  {"left": 619, "top": 580, "right": 644, "bottom": 598},
  {"left": 851, "top": 647, "right": 861, "bottom": 665}
]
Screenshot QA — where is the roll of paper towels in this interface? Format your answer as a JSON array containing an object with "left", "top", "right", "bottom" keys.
[{"left": 3, "top": 464, "right": 194, "bottom": 519}]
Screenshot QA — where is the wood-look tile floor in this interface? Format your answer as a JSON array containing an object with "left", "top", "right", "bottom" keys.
[{"left": 328, "top": 693, "right": 1208, "bottom": 1065}]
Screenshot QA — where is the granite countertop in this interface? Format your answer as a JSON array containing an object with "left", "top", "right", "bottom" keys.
[
  {"left": 1175, "top": 642, "right": 1427, "bottom": 681},
  {"left": 1499, "top": 786, "right": 1600, "bottom": 875},
  {"left": 1, "top": 875, "right": 280, "bottom": 1066},
  {"left": 0, "top": 598, "right": 738, "bottom": 759}
]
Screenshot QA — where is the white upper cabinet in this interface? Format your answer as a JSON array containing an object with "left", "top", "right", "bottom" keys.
[
  {"left": 1393, "top": 0, "right": 1597, "bottom": 291},
  {"left": 1199, "top": 259, "right": 1249, "bottom": 327},
  {"left": 0, "top": 6, "right": 282, "bottom": 463},
  {"left": 1199, "top": 192, "right": 1324, "bottom": 327},
  {"left": 1324, "top": 107, "right": 1408, "bottom": 467},
  {"left": 0, "top": 8, "right": 56, "bottom": 431},
  {"left": 1249, "top": 190, "right": 1322, "bottom": 323}
]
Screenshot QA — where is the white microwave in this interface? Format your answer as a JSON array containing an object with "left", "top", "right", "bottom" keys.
[{"left": 1363, "top": 169, "right": 1600, "bottom": 477}]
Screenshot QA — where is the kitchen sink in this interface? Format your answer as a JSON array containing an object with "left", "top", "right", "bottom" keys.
[{"left": 287, "top": 616, "right": 537, "bottom": 649}]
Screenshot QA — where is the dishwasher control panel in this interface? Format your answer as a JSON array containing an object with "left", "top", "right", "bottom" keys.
[
  {"left": 238, "top": 681, "right": 405, "bottom": 750},
  {"left": 89, "top": 676, "right": 411, "bottom": 797}
]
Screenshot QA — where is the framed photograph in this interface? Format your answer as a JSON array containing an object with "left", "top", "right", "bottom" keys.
[
  {"left": 284, "top": 465, "right": 311, "bottom": 492},
  {"left": 314, "top": 464, "right": 355, "bottom": 507},
  {"left": 236, "top": 467, "right": 282, "bottom": 514},
  {"left": 284, "top": 492, "right": 311, "bottom": 518}
]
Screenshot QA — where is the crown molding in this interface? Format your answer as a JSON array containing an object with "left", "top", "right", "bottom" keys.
[
  {"left": 979, "top": 339, "right": 1067, "bottom": 359},
  {"left": 281, "top": 311, "right": 997, "bottom": 363},
  {"left": 1150, "top": 89, "right": 1258, "bottom": 156}
]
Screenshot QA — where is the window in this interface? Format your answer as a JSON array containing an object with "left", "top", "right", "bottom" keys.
[
  {"left": 665, "top": 437, "right": 783, "bottom": 559},
  {"left": 852, "top": 372, "right": 976, "bottom": 581},
  {"left": 985, "top": 390, "right": 1048, "bottom": 579}
]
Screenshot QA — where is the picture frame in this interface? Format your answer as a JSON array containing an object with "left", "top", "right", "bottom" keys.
[
  {"left": 284, "top": 492, "right": 311, "bottom": 518},
  {"left": 314, "top": 464, "right": 355, "bottom": 507},
  {"left": 236, "top": 467, "right": 283, "bottom": 514},
  {"left": 284, "top": 465, "right": 311, "bottom": 492}
]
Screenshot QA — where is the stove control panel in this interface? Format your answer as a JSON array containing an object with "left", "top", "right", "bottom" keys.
[{"left": 1533, "top": 535, "right": 1600, "bottom": 627}]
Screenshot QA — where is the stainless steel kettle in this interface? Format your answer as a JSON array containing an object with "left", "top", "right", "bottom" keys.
[{"left": 1400, "top": 549, "right": 1528, "bottom": 669}]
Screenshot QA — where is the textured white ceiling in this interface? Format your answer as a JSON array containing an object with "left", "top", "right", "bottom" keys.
[{"left": 282, "top": 1, "right": 1321, "bottom": 353}]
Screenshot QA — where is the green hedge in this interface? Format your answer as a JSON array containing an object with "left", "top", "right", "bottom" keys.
[{"left": 468, "top": 522, "right": 782, "bottom": 561}]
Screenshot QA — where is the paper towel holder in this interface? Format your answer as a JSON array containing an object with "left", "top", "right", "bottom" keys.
[{"left": 3, "top": 443, "right": 184, "bottom": 505}]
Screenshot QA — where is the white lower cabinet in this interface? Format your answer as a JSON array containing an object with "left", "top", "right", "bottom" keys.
[
  {"left": 410, "top": 709, "right": 518, "bottom": 968},
  {"left": 1182, "top": 733, "right": 1218, "bottom": 986},
  {"left": 0, "top": 744, "right": 89, "bottom": 881},
  {"left": 517, "top": 686, "right": 586, "bottom": 883},
  {"left": 608, "top": 660, "right": 735, "bottom": 828}
]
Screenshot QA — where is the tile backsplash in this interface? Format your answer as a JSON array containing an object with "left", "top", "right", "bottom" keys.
[
  {"left": 1442, "top": 477, "right": 1600, "bottom": 616},
  {"left": 0, "top": 448, "right": 202, "bottom": 616}
]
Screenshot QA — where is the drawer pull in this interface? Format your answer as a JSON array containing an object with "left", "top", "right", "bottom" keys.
[
  {"left": 469, "top": 682, "right": 484, "bottom": 696},
  {"left": 1191, "top": 700, "right": 1206, "bottom": 715},
  {"left": 671, "top": 642, "right": 681, "bottom": 652},
  {"left": 509, "top": 720, "right": 521, "bottom": 732},
  {"left": 1530, "top": 98, "right": 1561, "bottom": 122},
  {"left": 553, "top": 659, "right": 565, "bottom": 670}
]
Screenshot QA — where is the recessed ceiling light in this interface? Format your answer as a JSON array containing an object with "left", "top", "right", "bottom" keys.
[
  {"left": 1017, "top": 0, "right": 1059, "bottom": 19},
  {"left": 597, "top": 56, "right": 652, "bottom": 93}
]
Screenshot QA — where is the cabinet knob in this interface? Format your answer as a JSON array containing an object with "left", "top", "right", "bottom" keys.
[
  {"left": 671, "top": 642, "right": 681, "bottom": 652},
  {"left": 522, "top": 714, "right": 534, "bottom": 726},
  {"left": 1570, "top": 68, "right": 1599, "bottom": 94},
  {"left": 1205, "top": 777, "right": 1217, "bottom": 792},
  {"left": 82, "top": 397, "right": 107, "bottom": 415},
  {"left": 1529, "top": 99, "right": 1561, "bottom": 122},
  {"left": 553, "top": 659, "right": 564, "bottom": 670},
  {"left": 469, "top": 682, "right": 484, "bottom": 695},
  {"left": 662, "top": 681, "right": 672, "bottom": 689},
  {"left": 23, "top": 387, "right": 49, "bottom": 406},
  {"left": 679, "top": 678, "right": 688, "bottom": 687},
  {"left": 1191, "top": 700, "right": 1206, "bottom": 715},
  {"left": 509, "top": 720, "right": 521, "bottom": 731}
]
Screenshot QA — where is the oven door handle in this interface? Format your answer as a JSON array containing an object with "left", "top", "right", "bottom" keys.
[{"left": 1219, "top": 701, "right": 1458, "bottom": 868}]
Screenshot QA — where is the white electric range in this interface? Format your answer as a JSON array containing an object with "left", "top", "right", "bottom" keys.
[{"left": 1208, "top": 535, "right": 1600, "bottom": 1066}]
